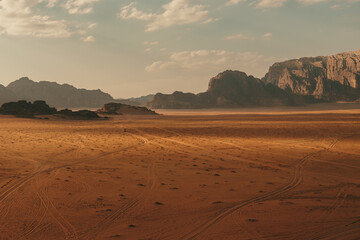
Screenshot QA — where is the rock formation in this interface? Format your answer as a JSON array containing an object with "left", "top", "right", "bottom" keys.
[
  {"left": 263, "top": 49, "right": 360, "bottom": 101},
  {"left": 148, "top": 70, "right": 312, "bottom": 109},
  {"left": 0, "top": 100, "right": 100, "bottom": 119},
  {"left": 4, "top": 77, "right": 113, "bottom": 108},
  {"left": 57, "top": 109, "right": 100, "bottom": 119},
  {"left": 0, "top": 100, "right": 57, "bottom": 116},
  {"left": 97, "top": 102, "right": 158, "bottom": 115}
]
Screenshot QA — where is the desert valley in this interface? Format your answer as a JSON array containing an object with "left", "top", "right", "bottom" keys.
[
  {"left": 1, "top": 3, "right": 360, "bottom": 236},
  {"left": 0, "top": 109, "right": 360, "bottom": 239}
]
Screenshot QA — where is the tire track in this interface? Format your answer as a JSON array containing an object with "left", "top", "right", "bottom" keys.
[
  {"left": 178, "top": 136, "right": 348, "bottom": 240},
  {"left": 79, "top": 132, "right": 158, "bottom": 239}
]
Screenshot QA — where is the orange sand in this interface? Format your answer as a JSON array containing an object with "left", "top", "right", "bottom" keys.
[{"left": 0, "top": 112, "right": 359, "bottom": 239}]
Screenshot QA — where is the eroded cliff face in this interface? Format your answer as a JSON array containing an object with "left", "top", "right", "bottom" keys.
[
  {"left": 148, "top": 70, "right": 311, "bottom": 109},
  {"left": 263, "top": 49, "right": 360, "bottom": 100}
]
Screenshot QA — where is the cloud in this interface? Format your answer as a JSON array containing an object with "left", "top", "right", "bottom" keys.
[
  {"left": 0, "top": 0, "right": 71, "bottom": 38},
  {"left": 264, "top": 32, "right": 272, "bottom": 38},
  {"left": 88, "top": 23, "right": 97, "bottom": 29},
  {"left": 144, "top": 41, "right": 159, "bottom": 46},
  {"left": 63, "top": 0, "right": 100, "bottom": 14},
  {"left": 297, "top": 0, "right": 329, "bottom": 4},
  {"left": 145, "top": 50, "right": 275, "bottom": 78},
  {"left": 81, "top": 35, "right": 95, "bottom": 42},
  {"left": 226, "top": 0, "right": 247, "bottom": 6},
  {"left": 256, "top": 0, "right": 288, "bottom": 8},
  {"left": 118, "top": 0, "right": 213, "bottom": 32},
  {"left": 225, "top": 34, "right": 254, "bottom": 40}
]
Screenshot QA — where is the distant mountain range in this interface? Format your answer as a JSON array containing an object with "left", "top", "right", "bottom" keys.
[
  {"left": 114, "top": 94, "right": 155, "bottom": 106},
  {"left": 0, "top": 77, "right": 113, "bottom": 108},
  {"left": 149, "top": 49, "right": 360, "bottom": 108},
  {"left": 1, "top": 49, "right": 359, "bottom": 109}
]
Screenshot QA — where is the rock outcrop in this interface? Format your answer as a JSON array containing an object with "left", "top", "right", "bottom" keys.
[
  {"left": 263, "top": 49, "right": 360, "bottom": 101},
  {"left": 57, "top": 109, "right": 100, "bottom": 119},
  {"left": 5, "top": 77, "right": 113, "bottom": 108},
  {"left": 148, "top": 70, "right": 313, "bottom": 109},
  {"left": 0, "top": 100, "right": 101, "bottom": 119},
  {"left": 97, "top": 103, "right": 158, "bottom": 115},
  {"left": 0, "top": 100, "right": 57, "bottom": 116}
]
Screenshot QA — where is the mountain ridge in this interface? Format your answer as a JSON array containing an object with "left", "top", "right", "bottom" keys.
[{"left": 1, "top": 77, "right": 113, "bottom": 108}]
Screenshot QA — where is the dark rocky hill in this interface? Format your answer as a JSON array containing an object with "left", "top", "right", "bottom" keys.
[{"left": 97, "top": 102, "right": 158, "bottom": 115}]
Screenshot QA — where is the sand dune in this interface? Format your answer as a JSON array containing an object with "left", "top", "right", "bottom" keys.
[{"left": 0, "top": 112, "right": 359, "bottom": 239}]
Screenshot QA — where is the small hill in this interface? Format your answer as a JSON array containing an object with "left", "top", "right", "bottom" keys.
[
  {"left": 5, "top": 77, "right": 113, "bottom": 108},
  {"left": 0, "top": 100, "right": 57, "bottom": 116},
  {"left": 0, "top": 100, "right": 100, "bottom": 119},
  {"left": 97, "top": 102, "right": 158, "bottom": 115}
]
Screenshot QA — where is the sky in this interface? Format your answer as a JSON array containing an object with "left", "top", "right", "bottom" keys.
[{"left": 0, "top": 0, "right": 359, "bottom": 98}]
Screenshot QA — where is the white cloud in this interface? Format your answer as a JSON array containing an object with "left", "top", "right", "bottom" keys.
[
  {"left": 297, "top": 0, "right": 329, "bottom": 4},
  {"left": 88, "top": 23, "right": 97, "bottom": 29},
  {"left": 0, "top": 0, "right": 71, "bottom": 38},
  {"left": 225, "top": 34, "right": 254, "bottom": 40},
  {"left": 81, "top": 35, "right": 95, "bottom": 42},
  {"left": 256, "top": 0, "right": 288, "bottom": 8},
  {"left": 145, "top": 50, "right": 275, "bottom": 78},
  {"left": 118, "top": 0, "right": 213, "bottom": 32},
  {"left": 144, "top": 41, "right": 159, "bottom": 46},
  {"left": 63, "top": 0, "right": 100, "bottom": 14},
  {"left": 264, "top": 32, "right": 272, "bottom": 38},
  {"left": 226, "top": 0, "right": 247, "bottom": 6}
]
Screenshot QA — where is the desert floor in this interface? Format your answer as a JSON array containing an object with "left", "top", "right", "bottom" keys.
[{"left": 0, "top": 111, "right": 359, "bottom": 240}]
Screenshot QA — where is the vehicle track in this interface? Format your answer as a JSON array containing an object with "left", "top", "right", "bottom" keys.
[
  {"left": 79, "top": 132, "right": 159, "bottom": 239},
  {"left": 178, "top": 136, "right": 348, "bottom": 240},
  {"left": 0, "top": 134, "right": 147, "bottom": 239}
]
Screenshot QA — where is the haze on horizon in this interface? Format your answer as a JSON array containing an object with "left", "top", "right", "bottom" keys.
[{"left": 0, "top": 0, "right": 359, "bottom": 98}]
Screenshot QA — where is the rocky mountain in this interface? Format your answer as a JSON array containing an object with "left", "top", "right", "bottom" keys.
[
  {"left": 3, "top": 77, "right": 113, "bottom": 108},
  {"left": 0, "top": 84, "right": 17, "bottom": 104},
  {"left": 114, "top": 94, "right": 155, "bottom": 106},
  {"left": 149, "top": 70, "right": 313, "bottom": 109},
  {"left": 263, "top": 49, "right": 360, "bottom": 101},
  {"left": 97, "top": 102, "right": 158, "bottom": 115}
]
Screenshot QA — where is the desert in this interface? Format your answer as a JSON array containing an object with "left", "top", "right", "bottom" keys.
[{"left": 0, "top": 107, "right": 359, "bottom": 239}]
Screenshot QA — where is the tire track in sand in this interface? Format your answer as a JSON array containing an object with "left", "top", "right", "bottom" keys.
[
  {"left": 178, "top": 136, "right": 349, "bottom": 240},
  {"left": 79, "top": 131, "right": 159, "bottom": 239}
]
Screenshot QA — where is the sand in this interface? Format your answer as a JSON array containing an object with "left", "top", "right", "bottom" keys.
[{"left": 0, "top": 111, "right": 359, "bottom": 239}]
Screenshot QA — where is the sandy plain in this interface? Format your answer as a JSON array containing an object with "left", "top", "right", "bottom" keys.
[{"left": 0, "top": 110, "right": 359, "bottom": 240}]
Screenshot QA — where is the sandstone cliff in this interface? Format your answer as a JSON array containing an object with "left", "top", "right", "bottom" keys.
[
  {"left": 263, "top": 49, "right": 360, "bottom": 101},
  {"left": 148, "top": 70, "right": 311, "bottom": 109}
]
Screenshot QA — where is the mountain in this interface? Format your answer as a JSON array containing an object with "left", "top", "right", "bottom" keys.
[
  {"left": 263, "top": 49, "right": 360, "bottom": 101},
  {"left": 0, "top": 84, "right": 17, "bottom": 104},
  {"left": 148, "top": 70, "right": 312, "bottom": 109},
  {"left": 114, "top": 94, "right": 155, "bottom": 106},
  {"left": 5, "top": 77, "right": 113, "bottom": 108}
]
